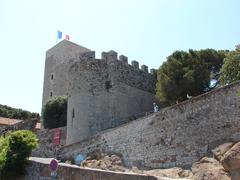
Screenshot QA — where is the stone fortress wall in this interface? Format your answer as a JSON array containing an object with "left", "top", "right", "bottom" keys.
[
  {"left": 32, "top": 126, "right": 67, "bottom": 158},
  {"left": 67, "top": 50, "right": 157, "bottom": 144},
  {"left": 42, "top": 40, "right": 157, "bottom": 145},
  {"left": 58, "top": 81, "right": 240, "bottom": 169}
]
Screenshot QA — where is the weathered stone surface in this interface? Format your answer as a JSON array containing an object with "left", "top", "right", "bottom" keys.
[
  {"left": 81, "top": 152, "right": 125, "bottom": 172},
  {"left": 191, "top": 157, "right": 230, "bottom": 180},
  {"left": 67, "top": 53, "right": 156, "bottom": 144},
  {"left": 32, "top": 126, "right": 66, "bottom": 158},
  {"left": 42, "top": 40, "right": 91, "bottom": 106},
  {"left": 221, "top": 142, "right": 240, "bottom": 171},
  {"left": 144, "top": 167, "right": 193, "bottom": 179},
  {"left": 212, "top": 142, "right": 234, "bottom": 161}
]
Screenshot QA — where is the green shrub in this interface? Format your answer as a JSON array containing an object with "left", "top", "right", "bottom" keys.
[
  {"left": 0, "top": 130, "right": 38, "bottom": 177},
  {"left": 42, "top": 96, "right": 67, "bottom": 129}
]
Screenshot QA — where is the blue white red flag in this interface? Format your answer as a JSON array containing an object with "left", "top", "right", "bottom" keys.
[
  {"left": 57, "top": 30, "right": 62, "bottom": 39},
  {"left": 65, "top": 34, "right": 70, "bottom": 40}
]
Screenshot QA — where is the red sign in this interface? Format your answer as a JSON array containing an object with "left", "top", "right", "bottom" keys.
[{"left": 53, "top": 128, "right": 61, "bottom": 146}]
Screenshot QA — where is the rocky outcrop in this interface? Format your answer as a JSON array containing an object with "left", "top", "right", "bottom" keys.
[
  {"left": 212, "top": 142, "right": 234, "bottom": 161},
  {"left": 144, "top": 167, "right": 193, "bottom": 179},
  {"left": 82, "top": 153, "right": 125, "bottom": 172},
  {"left": 221, "top": 142, "right": 240, "bottom": 171},
  {"left": 191, "top": 157, "right": 230, "bottom": 180}
]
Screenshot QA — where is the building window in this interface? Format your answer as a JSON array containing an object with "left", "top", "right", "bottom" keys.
[
  {"left": 50, "top": 91, "right": 53, "bottom": 97},
  {"left": 51, "top": 74, "right": 54, "bottom": 80},
  {"left": 72, "top": 108, "right": 75, "bottom": 118},
  {"left": 105, "top": 80, "right": 112, "bottom": 90}
]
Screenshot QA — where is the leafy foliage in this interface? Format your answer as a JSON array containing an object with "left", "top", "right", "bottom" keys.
[
  {"left": 0, "top": 104, "right": 39, "bottom": 120},
  {"left": 42, "top": 96, "right": 67, "bottom": 129},
  {"left": 156, "top": 50, "right": 208, "bottom": 104},
  {"left": 220, "top": 49, "right": 240, "bottom": 85},
  {"left": 156, "top": 49, "right": 228, "bottom": 104},
  {"left": 0, "top": 130, "right": 38, "bottom": 177},
  {"left": 197, "top": 49, "right": 228, "bottom": 87}
]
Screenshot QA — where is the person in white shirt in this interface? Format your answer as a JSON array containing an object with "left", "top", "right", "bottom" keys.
[{"left": 153, "top": 102, "right": 159, "bottom": 112}]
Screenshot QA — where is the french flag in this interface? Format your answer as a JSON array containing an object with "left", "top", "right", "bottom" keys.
[{"left": 57, "top": 30, "right": 70, "bottom": 41}]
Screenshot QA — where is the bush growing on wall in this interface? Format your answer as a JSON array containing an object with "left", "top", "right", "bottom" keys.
[
  {"left": 0, "top": 130, "right": 38, "bottom": 177},
  {"left": 42, "top": 96, "right": 67, "bottom": 129}
]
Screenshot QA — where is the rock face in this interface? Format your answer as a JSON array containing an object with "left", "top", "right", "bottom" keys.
[
  {"left": 212, "top": 142, "right": 234, "bottom": 161},
  {"left": 80, "top": 151, "right": 125, "bottom": 172},
  {"left": 221, "top": 142, "right": 240, "bottom": 172},
  {"left": 144, "top": 167, "right": 193, "bottom": 179},
  {"left": 191, "top": 157, "right": 230, "bottom": 180}
]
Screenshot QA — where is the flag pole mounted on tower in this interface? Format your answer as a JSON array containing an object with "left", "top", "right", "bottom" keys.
[{"left": 56, "top": 30, "right": 70, "bottom": 43}]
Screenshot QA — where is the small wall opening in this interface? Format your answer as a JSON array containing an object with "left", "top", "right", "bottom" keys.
[
  {"left": 51, "top": 74, "right": 54, "bottom": 80},
  {"left": 72, "top": 108, "right": 75, "bottom": 118},
  {"left": 50, "top": 91, "right": 53, "bottom": 97},
  {"left": 105, "top": 80, "right": 112, "bottom": 90}
]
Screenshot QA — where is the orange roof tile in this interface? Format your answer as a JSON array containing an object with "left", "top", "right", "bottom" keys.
[
  {"left": 35, "top": 122, "right": 41, "bottom": 130},
  {"left": 0, "top": 117, "right": 23, "bottom": 126}
]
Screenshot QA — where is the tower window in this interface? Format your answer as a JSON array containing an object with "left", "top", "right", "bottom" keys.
[
  {"left": 50, "top": 91, "right": 53, "bottom": 97},
  {"left": 51, "top": 74, "right": 54, "bottom": 80},
  {"left": 72, "top": 108, "right": 75, "bottom": 118},
  {"left": 105, "top": 80, "right": 112, "bottom": 90}
]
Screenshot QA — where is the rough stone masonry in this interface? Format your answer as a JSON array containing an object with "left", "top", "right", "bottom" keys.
[
  {"left": 58, "top": 81, "right": 240, "bottom": 169},
  {"left": 42, "top": 40, "right": 157, "bottom": 145}
]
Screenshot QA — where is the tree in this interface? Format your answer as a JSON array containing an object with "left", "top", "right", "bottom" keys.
[
  {"left": 219, "top": 49, "right": 240, "bottom": 85},
  {"left": 0, "top": 130, "right": 38, "bottom": 177},
  {"left": 197, "top": 49, "right": 228, "bottom": 87},
  {"left": 0, "top": 104, "right": 39, "bottom": 120},
  {"left": 42, "top": 96, "right": 67, "bottom": 129},
  {"left": 156, "top": 50, "right": 210, "bottom": 104}
]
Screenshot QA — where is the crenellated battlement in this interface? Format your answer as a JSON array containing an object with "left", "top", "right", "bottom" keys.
[
  {"left": 74, "top": 49, "right": 156, "bottom": 94},
  {"left": 99, "top": 50, "right": 153, "bottom": 75},
  {"left": 75, "top": 49, "right": 155, "bottom": 76}
]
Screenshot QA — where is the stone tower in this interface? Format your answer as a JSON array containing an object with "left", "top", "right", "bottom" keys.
[
  {"left": 42, "top": 40, "right": 91, "bottom": 106},
  {"left": 42, "top": 40, "right": 157, "bottom": 145}
]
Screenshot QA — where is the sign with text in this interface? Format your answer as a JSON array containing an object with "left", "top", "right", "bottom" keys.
[{"left": 53, "top": 128, "right": 61, "bottom": 146}]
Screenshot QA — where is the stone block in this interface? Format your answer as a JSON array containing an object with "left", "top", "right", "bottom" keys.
[
  {"left": 131, "top": 60, "right": 139, "bottom": 69},
  {"left": 141, "top": 65, "right": 148, "bottom": 73},
  {"left": 119, "top": 55, "right": 128, "bottom": 64},
  {"left": 150, "top": 69, "right": 156, "bottom": 75}
]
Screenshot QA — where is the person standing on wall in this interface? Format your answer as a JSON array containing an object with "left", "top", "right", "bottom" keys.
[{"left": 153, "top": 102, "right": 159, "bottom": 112}]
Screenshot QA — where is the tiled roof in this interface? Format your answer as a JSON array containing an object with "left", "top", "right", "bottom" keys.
[
  {"left": 0, "top": 117, "right": 23, "bottom": 126},
  {"left": 35, "top": 122, "right": 41, "bottom": 130}
]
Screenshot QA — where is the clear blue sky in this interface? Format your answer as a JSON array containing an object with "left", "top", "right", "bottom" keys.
[{"left": 0, "top": 0, "right": 239, "bottom": 113}]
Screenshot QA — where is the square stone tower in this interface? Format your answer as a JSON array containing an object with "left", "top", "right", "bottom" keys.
[{"left": 42, "top": 40, "right": 157, "bottom": 145}]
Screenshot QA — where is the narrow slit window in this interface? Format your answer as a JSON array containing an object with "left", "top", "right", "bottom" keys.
[{"left": 72, "top": 108, "right": 75, "bottom": 118}]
